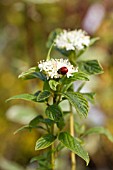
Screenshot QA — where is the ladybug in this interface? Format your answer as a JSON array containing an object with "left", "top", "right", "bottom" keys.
[{"left": 57, "top": 66, "right": 68, "bottom": 75}]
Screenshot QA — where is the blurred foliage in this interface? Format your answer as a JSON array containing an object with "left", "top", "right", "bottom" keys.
[{"left": 0, "top": 0, "right": 113, "bottom": 170}]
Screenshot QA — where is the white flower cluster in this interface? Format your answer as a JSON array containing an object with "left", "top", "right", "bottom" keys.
[
  {"left": 54, "top": 29, "right": 90, "bottom": 51},
  {"left": 38, "top": 59, "right": 78, "bottom": 79}
]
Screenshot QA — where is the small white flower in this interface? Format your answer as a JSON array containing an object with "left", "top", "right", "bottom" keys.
[
  {"left": 38, "top": 59, "right": 78, "bottom": 79},
  {"left": 54, "top": 29, "right": 90, "bottom": 51}
]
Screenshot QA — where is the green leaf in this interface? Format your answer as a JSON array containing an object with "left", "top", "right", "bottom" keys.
[
  {"left": 32, "top": 72, "right": 47, "bottom": 81},
  {"left": 81, "top": 92, "right": 95, "bottom": 104},
  {"left": 18, "top": 67, "right": 38, "bottom": 80},
  {"left": 61, "top": 72, "right": 89, "bottom": 84},
  {"left": 18, "top": 66, "right": 47, "bottom": 81},
  {"left": 60, "top": 72, "right": 89, "bottom": 92},
  {"left": 74, "top": 122, "right": 85, "bottom": 136},
  {"left": 55, "top": 142, "right": 65, "bottom": 152},
  {"left": 58, "top": 132, "right": 89, "bottom": 165},
  {"left": 36, "top": 91, "right": 51, "bottom": 102},
  {"left": 77, "top": 60, "right": 103, "bottom": 75},
  {"left": 29, "top": 115, "right": 43, "bottom": 126},
  {"left": 46, "top": 28, "right": 62, "bottom": 48},
  {"left": 29, "top": 115, "right": 54, "bottom": 126},
  {"left": 35, "top": 134, "right": 56, "bottom": 150},
  {"left": 63, "top": 92, "right": 89, "bottom": 118},
  {"left": 90, "top": 37, "right": 100, "bottom": 46},
  {"left": 43, "top": 81, "right": 50, "bottom": 91},
  {"left": 14, "top": 124, "right": 46, "bottom": 134},
  {"left": 83, "top": 127, "right": 113, "bottom": 142},
  {"left": 30, "top": 156, "right": 39, "bottom": 163},
  {"left": 41, "top": 118, "right": 54, "bottom": 126},
  {"left": 56, "top": 119, "right": 65, "bottom": 130},
  {"left": 6, "top": 94, "right": 36, "bottom": 102},
  {"left": 14, "top": 125, "right": 31, "bottom": 135},
  {"left": 30, "top": 151, "right": 51, "bottom": 163},
  {"left": 30, "top": 151, "right": 51, "bottom": 170},
  {"left": 49, "top": 80, "right": 59, "bottom": 91},
  {"left": 34, "top": 90, "right": 41, "bottom": 97},
  {"left": 45, "top": 104, "right": 63, "bottom": 122}
]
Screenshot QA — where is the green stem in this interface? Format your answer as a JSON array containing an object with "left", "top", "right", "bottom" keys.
[
  {"left": 46, "top": 42, "right": 54, "bottom": 61},
  {"left": 51, "top": 124, "right": 55, "bottom": 170},
  {"left": 70, "top": 103, "right": 76, "bottom": 170}
]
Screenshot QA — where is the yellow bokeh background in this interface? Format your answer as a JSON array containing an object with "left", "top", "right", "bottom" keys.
[{"left": 0, "top": 0, "right": 113, "bottom": 169}]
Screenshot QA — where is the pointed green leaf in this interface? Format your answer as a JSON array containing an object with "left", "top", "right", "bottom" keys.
[
  {"left": 30, "top": 151, "right": 51, "bottom": 170},
  {"left": 81, "top": 92, "right": 95, "bottom": 103},
  {"left": 18, "top": 67, "right": 39, "bottom": 80},
  {"left": 29, "top": 116, "right": 53, "bottom": 130},
  {"left": 35, "top": 134, "right": 56, "bottom": 150},
  {"left": 6, "top": 94, "right": 36, "bottom": 102},
  {"left": 77, "top": 60, "right": 103, "bottom": 75},
  {"left": 61, "top": 72, "right": 89, "bottom": 84},
  {"left": 74, "top": 122, "right": 85, "bottom": 135},
  {"left": 56, "top": 119, "right": 65, "bottom": 130},
  {"left": 14, "top": 124, "right": 46, "bottom": 134},
  {"left": 46, "top": 28, "right": 62, "bottom": 48},
  {"left": 18, "top": 66, "right": 47, "bottom": 81},
  {"left": 30, "top": 156, "right": 39, "bottom": 163},
  {"left": 45, "top": 104, "right": 63, "bottom": 122},
  {"left": 29, "top": 115, "right": 43, "bottom": 126},
  {"left": 41, "top": 118, "right": 54, "bottom": 126},
  {"left": 55, "top": 143, "right": 65, "bottom": 152},
  {"left": 49, "top": 80, "right": 59, "bottom": 91},
  {"left": 34, "top": 90, "right": 41, "bottom": 97},
  {"left": 14, "top": 125, "right": 31, "bottom": 135},
  {"left": 32, "top": 72, "right": 47, "bottom": 81},
  {"left": 90, "top": 37, "right": 100, "bottom": 46},
  {"left": 30, "top": 115, "right": 54, "bottom": 126},
  {"left": 36, "top": 91, "right": 51, "bottom": 102},
  {"left": 83, "top": 127, "right": 113, "bottom": 142},
  {"left": 58, "top": 132, "right": 89, "bottom": 165},
  {"left": 63, "top": 92, "right": 89, "bottom": 118}
]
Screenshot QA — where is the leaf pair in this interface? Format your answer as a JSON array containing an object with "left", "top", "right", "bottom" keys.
[
  {"left": 6, "top": 90, "right": 93, "bottom": 121},
  {"left": 35, "top": 132, "right": 90, "bottom": 166},
  {"left": 35, "top": 127, "right": 113, "bottom": 166}
]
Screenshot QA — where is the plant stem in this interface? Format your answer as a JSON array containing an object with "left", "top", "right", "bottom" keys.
[
  {"left": 70, "top": 104, "right": 76, "bottom": 170},
  {"left": 46, "top": 42, "right": 54, "bottom": 61},
  {"left": 51, "top": 124, "right": 55, "bottom": 170}
]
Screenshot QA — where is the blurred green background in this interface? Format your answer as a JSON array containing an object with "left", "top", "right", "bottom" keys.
[{"left": 0, "top": 0, "right": 113, "bottom": 170}]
